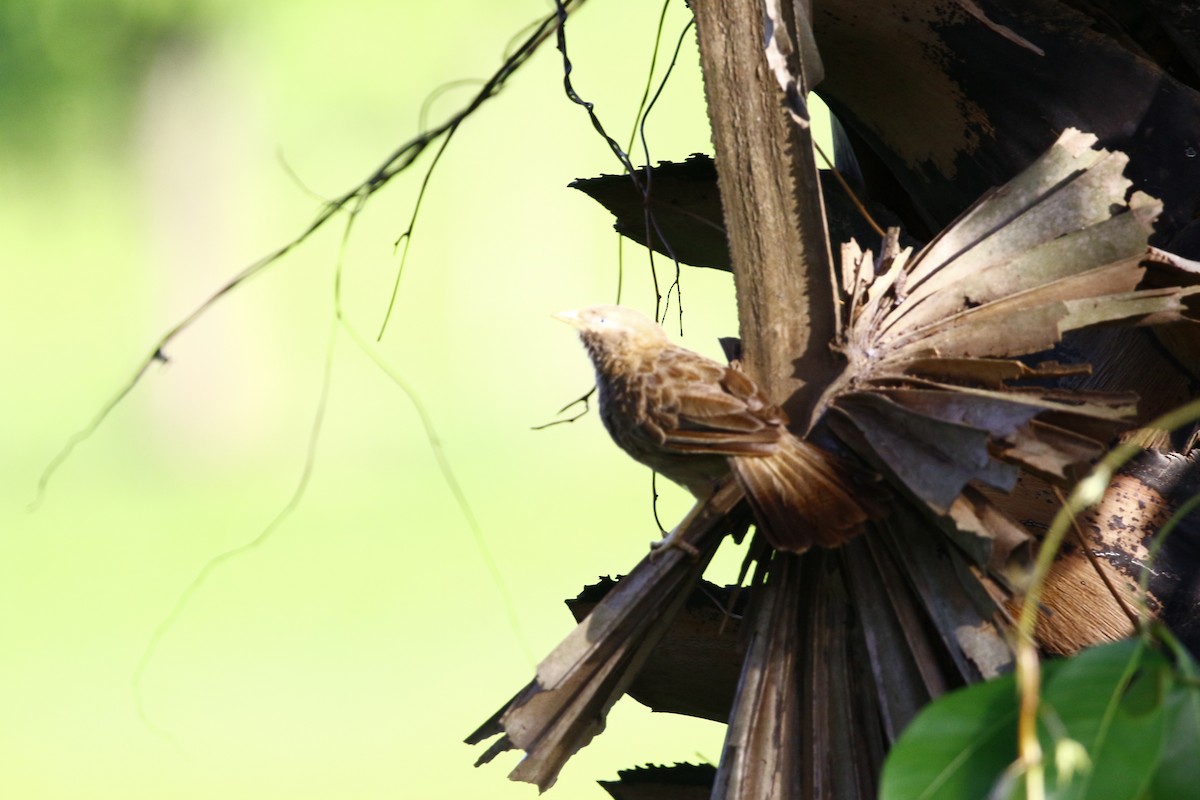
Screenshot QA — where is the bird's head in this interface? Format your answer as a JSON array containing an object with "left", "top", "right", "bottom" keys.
[{"left": 554, "top": 305, "right": 670, "bottom": 361}]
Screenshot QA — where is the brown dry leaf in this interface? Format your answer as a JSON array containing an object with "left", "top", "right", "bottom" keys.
[
  {"left": 946, "top": 485, "right": 1034, "bottom": 573},
  {"left": 830, "top": 128, "right": 1198, "bottom": 539},
  {"left": 465, "top": 482, "right": 747, "bottom": 791},
  {"left": 471, "top": 128, "right": 1200, "bottom": 796},
  {"left": 569, "top": 155, "right": 731, "bottom": 271},
  {"left": 996, "top": 420, "right": 1107, "bottom": 481},
  {"left": 830, "top": 392, "right": 1018, "bottom": 513},
  {"left": 711, "top": 554, "right": 806, "bottom": 800},
  {"left": 899, "top": 357, "right": 1091, "bottom": 389},
  {"left": 713, "top": 515, "right": 1011, "bottom": 800},
  {"left": 564, "top": 578, "right": 746, "bottom": 723},
  {"left": 599, "top": 764, "right": 716, "bottom": 800}
]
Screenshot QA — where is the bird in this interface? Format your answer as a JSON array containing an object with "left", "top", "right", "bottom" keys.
[{"left": 554, "top": 304, "right": 873, "bottom": 553}]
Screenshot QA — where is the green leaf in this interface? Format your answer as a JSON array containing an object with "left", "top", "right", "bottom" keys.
[
  {"left": 1042, "top": 640, "right": 1168, "bottom": 800},
  {"left": 878, "top": 664, "right": 1020, "bottom": 800},
  {"left": 880, "top": 637, "right": 1200, "bottom": 800},
  {"left": 1149, "top": 645, "right": 1200, "bottom": 798}
]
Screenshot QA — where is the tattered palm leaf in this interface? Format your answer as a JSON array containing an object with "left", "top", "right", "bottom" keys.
[
  {"left": 571, "top": 154, "right": 911, "bottom": 273},
  {"left": 599, "top": 763, "right": 717, "bottom": 800},
  {"left": 470, "top": 130, "right": 1200, "bottom": 794},
  {"left": 712, "top": 503, "right": 1011, "bottom": 800},
  {"left": 827, "top": 129, "right": 1199, "bottom": 563},
  {"left": 565, "top": 578, "right": 748, "bottom": 723},
  {"left": 466, "top": 482, "right": 749, "bottom": 791}
]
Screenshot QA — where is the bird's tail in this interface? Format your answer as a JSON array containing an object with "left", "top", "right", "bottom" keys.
[{"left": 729, "top": 435, "right": 874, "bottom": 552}]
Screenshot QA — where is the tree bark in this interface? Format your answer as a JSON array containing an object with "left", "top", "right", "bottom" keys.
[{"left": 691, "top": 0, "right": 838, "bottom": 427}]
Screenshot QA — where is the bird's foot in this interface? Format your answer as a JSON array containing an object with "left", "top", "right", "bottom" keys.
[
  {"left": 648, "top": 495, "right": 711, "bottom": 560},
  {"left": 649, "top": 526, "right": 701, "bottom": 560}
]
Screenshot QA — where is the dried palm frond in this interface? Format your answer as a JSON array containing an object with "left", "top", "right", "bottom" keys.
[
  {"left": 470, "top": 129, "right": 1199, "bottom": 794},
  {"left": 828, "top": 129, "right": 1198, "bottom": 566},
  {"left": 466, "top": 482, "right": 749, "bottom": 791}
]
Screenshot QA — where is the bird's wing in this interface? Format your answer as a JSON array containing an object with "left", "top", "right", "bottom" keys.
[
  {"left": 648, "top": 350, "right": 785, "bottom": 456},
  {"left": 638, "top": 349, "right": 872, "bottom": 550}
]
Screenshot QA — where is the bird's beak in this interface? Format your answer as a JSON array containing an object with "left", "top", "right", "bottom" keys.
[{"left": 553, "top": 309, "right": 584, "bottom": 328}]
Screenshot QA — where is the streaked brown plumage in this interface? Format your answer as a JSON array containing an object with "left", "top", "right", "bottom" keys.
[{"left": 555, "top": 304, "right": 871, "bottom": 553}]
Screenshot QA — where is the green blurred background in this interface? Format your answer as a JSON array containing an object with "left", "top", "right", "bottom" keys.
[{"left": 1, "top": 1, "right": 827, "bottom": 797}]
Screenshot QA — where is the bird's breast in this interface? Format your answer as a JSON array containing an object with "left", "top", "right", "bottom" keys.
[{"left": 594, "top": 363, "right": 728, "bottom": 495}]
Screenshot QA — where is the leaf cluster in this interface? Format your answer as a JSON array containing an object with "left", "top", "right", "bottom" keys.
[{"left": 881, "top": 632, "right": 1200, "bottom": 800}]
